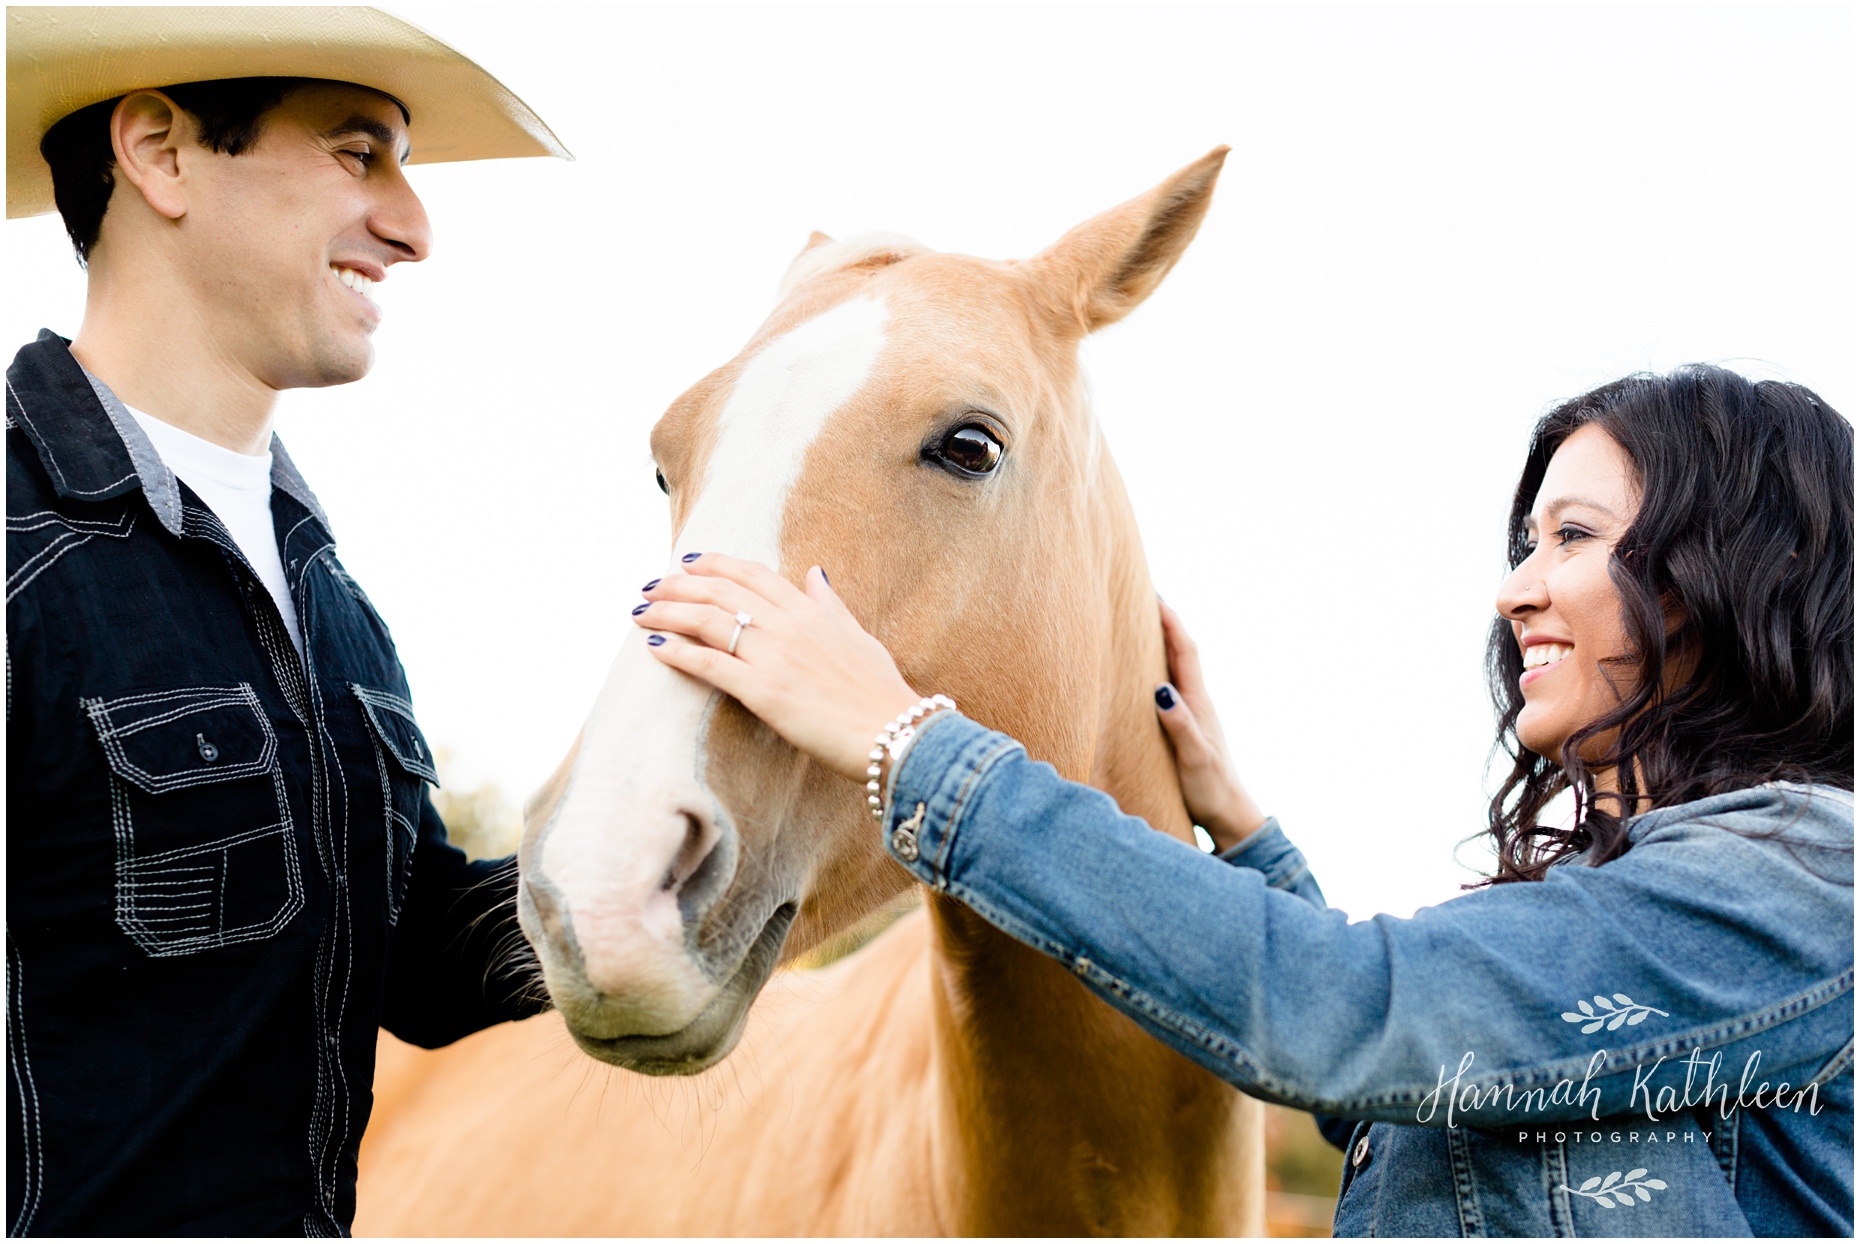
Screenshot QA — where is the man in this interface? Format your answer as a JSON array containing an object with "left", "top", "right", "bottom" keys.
[{"left": 5, "top": 9, "right": 569, "bottom": 1234}]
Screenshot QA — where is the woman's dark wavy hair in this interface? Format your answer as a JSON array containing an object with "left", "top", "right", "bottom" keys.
[{"left": 1483, "top": 365, "right": 1853, "bottom": 884}]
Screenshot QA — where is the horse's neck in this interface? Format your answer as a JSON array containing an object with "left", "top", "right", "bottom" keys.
[
  {"left": 1084, "top": 453, "right": 1196, "bottom": 843},
  {"left": 916, "top": 453, "right": 1256, "bottom": 1235}
]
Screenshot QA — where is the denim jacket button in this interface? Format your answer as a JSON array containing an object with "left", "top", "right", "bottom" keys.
[
  {"left": 196, "top": 733, "right": 220, "bottom": 763},
  {"left": 1352, "top": 1135, "right": 1371, "bottom": 1168}
]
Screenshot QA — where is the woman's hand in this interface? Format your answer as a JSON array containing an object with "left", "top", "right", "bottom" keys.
[
  {"left": 1154, "top": 601, "right": 1268, "bottom": 853},
  {"left": 633, "top": 553, "right": 923, "bottom": 782}
]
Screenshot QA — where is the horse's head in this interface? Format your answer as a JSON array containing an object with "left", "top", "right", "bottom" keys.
[{"left": 518, "top": 150, "right": 1227, "bottom": 1072}]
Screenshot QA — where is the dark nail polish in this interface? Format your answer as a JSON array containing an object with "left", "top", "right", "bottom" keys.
[
  {"left": 642, "top": 578, "right": 660, "bottom": 592},
  {"left": 647, "top": 634, "right": 666, "bottom": 647},
  {"left": 1155, "top": 684, "right": 1176, "bottom": 710},
  {"left": 820, "top": 569, "right": 831, "bottom": 585},
  {"left": 681, "top": 552, "right": 702, "bottom": 563},
  {"left": 631, "top": 603, "right": 650, "bottom": 616}
]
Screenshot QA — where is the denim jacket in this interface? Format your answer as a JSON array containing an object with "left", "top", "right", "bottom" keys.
[
  {"left": 882, "top": 712, "right": 1854, "bottom": 1237},
  {"left": 6, "top": 332, "right": 541, "bottom": 1235}
]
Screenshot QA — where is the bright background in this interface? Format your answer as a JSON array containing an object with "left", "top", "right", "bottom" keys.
[{"left": 6, "top": 5, "right": 1853, "bottom": 920}]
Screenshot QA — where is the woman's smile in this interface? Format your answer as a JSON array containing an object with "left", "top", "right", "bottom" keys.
[{"left": 1518, "top": 637, "right": 1574, "bottom": 688}]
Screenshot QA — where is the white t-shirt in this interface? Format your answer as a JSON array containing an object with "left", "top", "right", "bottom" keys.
[{"left": 128, "top": 409, "right": 307, "bottom": 660}]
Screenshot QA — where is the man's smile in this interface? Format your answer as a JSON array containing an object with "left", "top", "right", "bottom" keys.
[{"left": 330, "top": 264, "right": 380, "bottom": 309}]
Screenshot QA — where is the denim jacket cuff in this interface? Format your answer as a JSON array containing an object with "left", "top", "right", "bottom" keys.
[
  {"left": 1216, "top": 817, "right": 1305, "bottom": 887},
  {"left": 882, "top": 712, "right": 1024, "bottom": 884}
]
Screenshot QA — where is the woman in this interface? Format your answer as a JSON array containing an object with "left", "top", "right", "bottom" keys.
[{"left": 633, "top": 365, "right": 1852, "bottom": 1237}]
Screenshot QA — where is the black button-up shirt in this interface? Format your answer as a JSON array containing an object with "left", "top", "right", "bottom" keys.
[{"left": 6, "top": 331, "right": 544, "bottom": 1236}]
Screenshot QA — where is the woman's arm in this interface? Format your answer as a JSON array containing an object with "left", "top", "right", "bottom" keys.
[
  {"left": 631, "top": 555, "right": 1852, "bottom": 1127},
  {"left": 881, "top": 711, "right": 1851, "bottom": 1125}
]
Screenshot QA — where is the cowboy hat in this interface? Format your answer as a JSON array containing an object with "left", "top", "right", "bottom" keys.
[{"left": 6, "top": 6, "right": 570, "bottom": 219}]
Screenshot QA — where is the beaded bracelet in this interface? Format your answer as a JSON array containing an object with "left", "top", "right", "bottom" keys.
[{"left": 866, "top": 694, "right": 957, "bottom": 820}]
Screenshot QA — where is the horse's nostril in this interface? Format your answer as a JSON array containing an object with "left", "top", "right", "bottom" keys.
[
  {"left": 661, "top": 810, "right": 736, "bottom": 929},
  {"left": 659, "top": 812, "right": 715, "bottom": 895}
]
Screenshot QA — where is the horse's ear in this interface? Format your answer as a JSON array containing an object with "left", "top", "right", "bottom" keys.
[
  {"left": 1026, "top": 146, "right": 1229, "bottom": 336},
  {"left": 777, "top": 231, "right": 932, "bottom": 300}
]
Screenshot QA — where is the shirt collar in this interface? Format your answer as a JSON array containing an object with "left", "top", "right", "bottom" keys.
[
  {"left": 79, "top": 360, "right": 184, "bottom": 534},
  {"left": 269, "top": 435, "right": 332, "bottom": 535},
  {"left": 7, "top": 329, "right": 333, "bottom": 540}
]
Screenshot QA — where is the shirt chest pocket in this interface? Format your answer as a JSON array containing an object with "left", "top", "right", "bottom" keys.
[
  {"left": 83, "top": 684, "right": 305, "bottom": 958},
  {"left": 351, "top": 686, "right": 438, "bottom": 924}
]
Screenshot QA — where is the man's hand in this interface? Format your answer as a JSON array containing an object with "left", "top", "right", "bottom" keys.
[{"left": 1153, "top": 600, "right": 1268, "bottom": 853}]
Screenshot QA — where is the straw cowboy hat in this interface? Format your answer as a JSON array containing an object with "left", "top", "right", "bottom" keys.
[{"left": 6, "top": 6, "right": 570, "bottom": 219}]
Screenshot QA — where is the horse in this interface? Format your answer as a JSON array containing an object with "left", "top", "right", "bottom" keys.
[{"left": 353, "top": 147, "right": 1266, "bottom": 1236}]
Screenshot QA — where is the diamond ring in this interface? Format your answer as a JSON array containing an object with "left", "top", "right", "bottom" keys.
[{"left": 728, "top": 611, "right": 754, "bottom": 656}]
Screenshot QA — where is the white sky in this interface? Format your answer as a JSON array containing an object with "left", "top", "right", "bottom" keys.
[{"left": 6, "top": 5, "right": 1853, "bottom": 920}]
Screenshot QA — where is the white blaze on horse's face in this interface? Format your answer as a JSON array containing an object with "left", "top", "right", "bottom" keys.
[
  {"left": 519, "top": 150, "right": 1230, "bottom": 1075},
  {"left": 683, "top": 296, "right": 891, "bottom": 568},
  {"left": 518, "top": 295, "right": 891, "bottom": 1065}
]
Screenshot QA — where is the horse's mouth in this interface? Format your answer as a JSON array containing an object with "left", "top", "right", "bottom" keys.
[{"left": 564, "top": 902, "right": 797, "bottom": 1075}]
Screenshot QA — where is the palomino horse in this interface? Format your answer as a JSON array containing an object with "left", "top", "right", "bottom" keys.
[{"left": 355, "top": 148, "right": 1266, "bottom": 1236}]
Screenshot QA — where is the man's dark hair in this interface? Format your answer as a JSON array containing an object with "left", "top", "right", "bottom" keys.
[
  {"left": 39, "top": 76, "right": 407, "bottom": 266},
  {"left": 1482, "top": 365, "right": 1853, "bottom": 883}
]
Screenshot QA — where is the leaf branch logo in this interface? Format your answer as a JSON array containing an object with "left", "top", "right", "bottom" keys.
[
  {"left": 1558, "top": 1168, "right": 1668, "bottom": 1208},
  {"left": 1561, "top": 993, "right": 1669, "bottom": 1034}
]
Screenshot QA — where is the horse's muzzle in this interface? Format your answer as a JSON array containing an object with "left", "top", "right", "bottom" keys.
[{"left": 561, "top": 902, "right": 797, "bottom": 1074}]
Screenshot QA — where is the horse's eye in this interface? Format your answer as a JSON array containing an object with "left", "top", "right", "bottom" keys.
[
  {"left": 655, "top": 468, "right": 670, "bottom": 495},
  {"left": 933, "top": 424, "right": 1003, "bottom": 477}
]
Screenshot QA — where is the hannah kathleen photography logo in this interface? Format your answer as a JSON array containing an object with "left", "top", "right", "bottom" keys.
[{"left": 1413, "top": 987, "right": 1827, "bottom": 1129}]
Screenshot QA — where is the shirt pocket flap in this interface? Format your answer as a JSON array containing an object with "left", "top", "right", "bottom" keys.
[
  {"left": 83, "top": 685, "right": 277, "bottom": 793},
  {"left": 352, "top": 685, "right": 439, "bottom": 785}
]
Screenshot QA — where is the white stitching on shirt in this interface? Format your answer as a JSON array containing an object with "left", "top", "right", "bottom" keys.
[
  {"left": 7, "top": 933, "right": 44, "bottom": 1237},
  {"left": 247, "top": 588, "right": 344, "bottom": 1230},
  {"left": 5, "top": 509, "right": 136, "bottom": 535},
  {"left": 90, "top": 724, "right": 305, "bottom": 957},
  {"left": 5, "top": 511, "right": 137, "bottom": 604},
  {"left": 84, "top": 685, "right": 278, "bottom": 793},
  {"left": 265, "top": 569, "right": 355, "bottom": 1231},
  {"left": 352, "top": 687, "right": 437, "bottom": 783}
]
